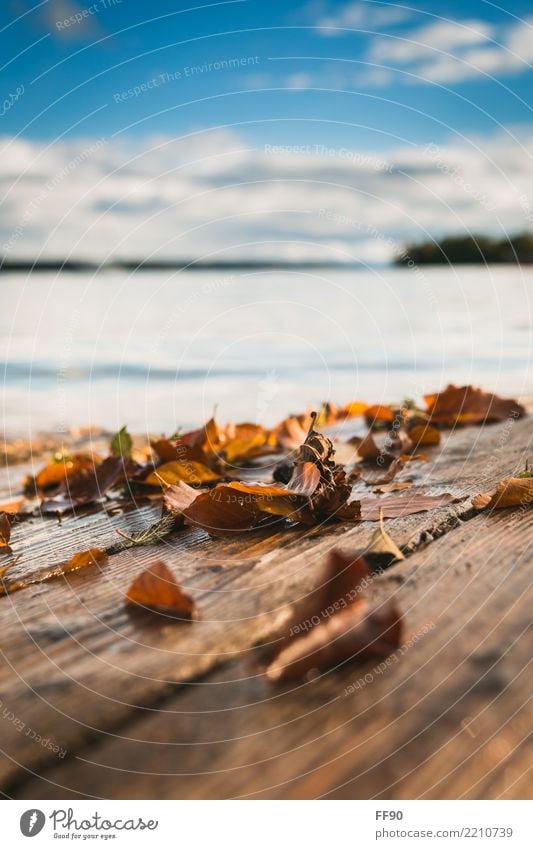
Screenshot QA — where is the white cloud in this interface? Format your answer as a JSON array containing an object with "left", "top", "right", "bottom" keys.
[
  {"left": 315, "top": 0, "right": 412, "bottom": 36},
  {"left": 1, "top": 128, "right": 533, "bottom": 265},
  {"left": 367, "top": 16, "right": 533, "bottom": 84}
]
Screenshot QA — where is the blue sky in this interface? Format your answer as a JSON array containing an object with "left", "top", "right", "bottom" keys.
[
  {"left": 2, "top": 0, "right": 533, "bottom": 261},
  {"left": 3, "top": 0, "right": 533, "bottom": 144}
]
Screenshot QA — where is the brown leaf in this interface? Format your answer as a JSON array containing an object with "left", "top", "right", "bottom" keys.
[
  {"left": 364, "top": 510, "right": 405, "bottom": 570},
  {"left": 263, "top": 547, "right": 402, "bottom": 683},
  {"left": 359, "top": 492, "right": 460, "bottom": 521},
  {"left": 40, "top": 455, "right": 139, "bottom": 513},
  {"left": 25, "top": 452, "right": 100, "bottom": 495},
  {"left": 349, "top": 432, "right": 387, "bottom": 463},
  {"left": 0, "top": 512, "right": 12, "bottom": 554},
  {"left": 177, "top": 483, "right": 293, "bottom": 534},
  {"left": 163, "top": 480, "right": 203, "bottom": 516},
  {"left": 361, "top": 454, "right": 428, "bottom": 486},
  {"left": 265, "top": 600, "right": 402, "bottom": 683},
  {"left": 408, "top": 422, "right": 441, "bottom": 447},
  {"left": 473, "top": 476, "right": 533, "bottom": 511},
  {"left": 0, "top": 547, "right": 108, "bottom": 596},
  {"left": 125, "top": 561, "right": 197, "bottom": 618},
  {"left": 271, "top": 414, "right": 310, "bottom": 450},
  {"left": 169, "top": 417, "right": 356, "bottom": 534},
  {"left": 373, "top": 481, "right": 413, "bottom": 494},
  {"left": 424, "top": 384, "right": 525, "bottom": 426}
]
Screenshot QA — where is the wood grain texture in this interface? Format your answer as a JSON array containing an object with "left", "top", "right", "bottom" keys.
[{"left": 0, "top": 417, "right": 531, "bottom": 798}]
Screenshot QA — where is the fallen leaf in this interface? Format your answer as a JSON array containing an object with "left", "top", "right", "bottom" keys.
[
  {"left": 163, "top": 480, "right": 204, "bottom": 516},
  {"left": 170, "top": 415, "right": 356, "bottom": 534},
  {"left": 360, "top": 454, "right": 428, "bottom": 486},
  {"left": 408, "top": 422, "right": 441, "bottom": 447},
  {"left": 263, "top": 549, "right": 402, "bottom": 683},
  {"left": 271, "top": 413, "right": 311, "bottom": 450},
  {"left": 144, "top": 460, "right": 221, "bottom": 486},
  {"left": 373, "top": 481, "right": 413, "bottom": 494},
  {"left": 337, "top": 401, "right": 368, "bottom": 419},
  {"left": 364, "top": 404, "right": 395, "bottom": 428},
  {"left": 0, "top": 547, "right": 108, "bottom": 596},
  {"left": 473, "top": 477, "right": 533, "bottom": 511},
  {"left": 0, "top": 513, "right": 12, "bottom": 554},
  {"left": 26, "top": 451, "right": 99, "bottom": 494},
  {"left": 0, "top": 497, "right": 26, "bottom": 514},
  {"left": 265, "top": 600, "right": 402, "bottom": 683},
  {"left": 424, "top": 385, "right": 526, "bottom": 426},
  {"left": 125, "top": 560, "right": 197, "bottom": 618},
  {"left": 151, "top": 437, "right": 210, "bottom": 466},
  {"left": 364, "top": 510, "right": 405, "bottom": 570},
  {"left": 350, "top": 432, "right": 388, "bottom": 463},
  {"left": 110, "top": 426, "right": 133, "bottom": 459},
  {"left": 40, "top": 455, "right": 139, "bottom": 513},
  {"left": 359, "top": 492, "right": 460, "bottom": 521},
  {"left": 63, "top": 548, "right": 109, "bottom": 572}
]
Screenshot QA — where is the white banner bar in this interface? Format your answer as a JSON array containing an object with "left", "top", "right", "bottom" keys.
[{"left": 3, "top": 800, "right": 531, "bottom": 848}]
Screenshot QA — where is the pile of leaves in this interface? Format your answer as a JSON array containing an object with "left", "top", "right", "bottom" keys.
[{"left": 1, "top": 383, "right": 529, "bottom": 685}]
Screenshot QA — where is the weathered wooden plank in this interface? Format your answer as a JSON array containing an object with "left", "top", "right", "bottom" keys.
[
  {"left": 12, "top": 504, "right": 531, "bottom": 800},
  {"left": 12, "top": 504, "right": 533, "bottom": 798},
  {"left": 1, "top": 417, "right": 531, "bottom": 796}
]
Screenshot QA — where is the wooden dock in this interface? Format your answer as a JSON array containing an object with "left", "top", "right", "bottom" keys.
[{"left": 0, "top": 414, "right": 531, "bottom": 799}]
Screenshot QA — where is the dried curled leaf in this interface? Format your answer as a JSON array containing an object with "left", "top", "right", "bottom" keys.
[
  {"left": 473, "top": 476, "right": 533, "bottom": 511},
  {"left": 424, "top": 385, "right": 525, "bottom": 426},
  {"left": 264, "top": 549, "right": 402, "bottom": 683},
  {"left": 125, "top": 560, "right": 197, "bottom": 618},
  {"left": 172, "top": 416, "right": 356, "bottom": 534},
  {"left": 163, "top": 480, "right": 204, "bottom": 516}
]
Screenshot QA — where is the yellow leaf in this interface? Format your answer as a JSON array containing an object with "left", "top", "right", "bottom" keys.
[{"left": 145, "top": 461, "right": 221, "bottom": 486}]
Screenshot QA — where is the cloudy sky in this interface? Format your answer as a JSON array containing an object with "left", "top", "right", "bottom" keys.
[{"left": 2, "top": 0, "right": 533, "bottom": 263}]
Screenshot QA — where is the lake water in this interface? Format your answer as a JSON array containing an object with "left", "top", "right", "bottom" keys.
[{"left": 1, "top": 265, "right": 531, "bottom": 437}]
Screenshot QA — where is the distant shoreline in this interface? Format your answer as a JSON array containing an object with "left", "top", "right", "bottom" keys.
[{"left": 0, "top": 259, "right": 363, "bottom": 273}]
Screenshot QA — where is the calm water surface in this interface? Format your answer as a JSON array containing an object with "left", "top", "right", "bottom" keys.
[{"left": 1, "top": 265, "right": 531, "bottom": 436}]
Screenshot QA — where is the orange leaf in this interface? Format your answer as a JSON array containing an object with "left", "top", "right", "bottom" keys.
[
  {"left": 364, "top": 404, "right": 395, "bottom": 427},
  {"left": 125, "top": 561, "right": 197, "bottom": 618},
  {"left": 408, "top": 423, "right": 441, "bottom": 447},
  {"left": 144, "top": 460, "right": 221, "bottom": 486},
  {"left": 338, "top": 401, "right": 368, "bottom": 419},
  {"left": 424, "top": 385, "right": 525, "bottom": 426},
  {"left": 473, "top": 477, "right": 533, "bottom": 511},
  {"left": 63, "top": 548, "right": 108, "bottom": 573}
]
